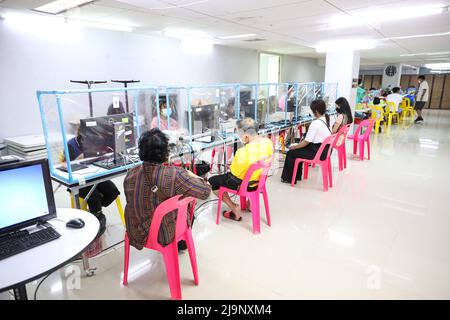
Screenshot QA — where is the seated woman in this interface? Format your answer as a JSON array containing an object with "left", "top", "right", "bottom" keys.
[
  {"left": 281, "top": 100, "right": 331, "bottom": 184},
  {"left": 150, "top": 102, "right": 180, "bottom": 130},
  {"left": 332, "top": 97, "right": 354, "bottom": 134},
  {"left": 62, "top": 128, "right": 120, "bottom": 237},
  {"left": 123, "top": 129, "right": 211, "bottom": 251}
]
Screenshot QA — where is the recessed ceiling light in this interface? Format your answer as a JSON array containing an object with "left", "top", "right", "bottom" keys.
[
  {"left": 382, "top": 31, "right": 450, "bottom": 41},
  {"left": 218, "top": 34, "right": 257, "bottom": 40},
  {"left": 401, "top": 51, "right": 450, "bottom": 57},
  {"left": 34, "top": 0, "right": 96, "bottom": 15},
  {"left": 425, "top": 63, "right": 450, "bottom": 70}
]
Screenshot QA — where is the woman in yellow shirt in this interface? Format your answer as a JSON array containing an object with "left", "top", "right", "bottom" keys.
[{"left": 208, "top": 118, "right": 273, "bottom": 221}]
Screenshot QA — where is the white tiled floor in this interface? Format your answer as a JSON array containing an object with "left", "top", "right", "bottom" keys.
[{"left": 19, "top": 110, "right": 450, "bottom": 299}]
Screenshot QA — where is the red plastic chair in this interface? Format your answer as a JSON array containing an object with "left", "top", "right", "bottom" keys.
[
  {"left": 123, "top": 195, "right": 198, "bottom": 300},
  {"left": 332, "top": 124, "right": 352, "bottom": 171},
  {"left": 216, "top": 157, "right": 272, "bottom": 234},
  {"left": 347, "top": 119, "right": 375, "bottom": 161},
  {"left": 291, "top": 134, "right": 336, "bottom": 192}
]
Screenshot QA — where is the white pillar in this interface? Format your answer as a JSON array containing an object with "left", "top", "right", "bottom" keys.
[
  {"left": 381, "top": 63, "right": 402, "bottom": 89},
  {"left": 324, "top": 50, "right": 361, "bottom": 116}
]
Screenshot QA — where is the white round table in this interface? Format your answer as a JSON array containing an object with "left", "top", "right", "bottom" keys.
[{"left": 0, "top": 208, "right": 99, "bottom": 299}]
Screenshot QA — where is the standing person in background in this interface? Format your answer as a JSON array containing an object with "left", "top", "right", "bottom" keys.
[{"left": 415, "top": 75, "right": 429, "bottom": 123}]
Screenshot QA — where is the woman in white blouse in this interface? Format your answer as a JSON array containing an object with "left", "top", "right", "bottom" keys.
[{"left": 281, "top": 100, "right": 332, "bottom": 184}]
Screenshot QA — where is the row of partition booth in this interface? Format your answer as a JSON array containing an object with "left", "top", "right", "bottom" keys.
[{"left": 36, "top": 82, "right": 338, "bottom": 185}]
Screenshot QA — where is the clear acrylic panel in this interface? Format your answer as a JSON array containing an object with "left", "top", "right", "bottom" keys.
[
  {"left": 37, "top": 86, "right": 157, "bottom": 184},
  {"left": 238, "top": 84, "right": 257, "bottom": 120}
]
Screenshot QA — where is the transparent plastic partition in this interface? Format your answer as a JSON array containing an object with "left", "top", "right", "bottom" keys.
[
  {"left": 238, "top": 84, "right": 257, "bottom": 121},
  {"left": 217, "top": 85, "right": 238, "bottom": 140},
  {"left": 298, "top": 82, "right": 316, "bottom": 121},
  {"left": 36, "top": 86, "right": 157, "bottom": 185}
]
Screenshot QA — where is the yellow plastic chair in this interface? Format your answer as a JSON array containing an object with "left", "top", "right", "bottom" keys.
[
  {"left": 385, "top": 101, "right": 400, "bottom": 128},
  {"left": 371, "top": 105, "right": 385, "bottom": 135},
  {"left": 70, "top": 194, "right": 126, "bottom": 226},
  {"left": 401, "top": 98, "right": 414, "bottom": 121}
]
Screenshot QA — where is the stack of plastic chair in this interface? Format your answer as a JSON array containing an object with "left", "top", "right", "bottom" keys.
[
  {"left": 216, "top": 157, "right": 272, "bottom": 234},
  {"left": 401, "top": 98, "right": 414, "bottom": 121},
  {"left": 385, "top": 101, "right": 400, "bottom": 128},
  {"left": 371, "top": 105, "right": 386, "bottom": 135},
  {"left": 332, "top": 124, "right": 351, "bottom": 171},
  {"left": 347, "top": 119, "right": 375, "bottom": 161},
  {"left": 291, "top": 134, "right": 336, "bottom": 192},
  {"left": 122, "top": 195, "right": 198, "bottom": 300}
]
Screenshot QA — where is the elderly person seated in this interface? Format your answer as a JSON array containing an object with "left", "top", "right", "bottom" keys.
[
  {"left": 123, "top": 128, "right": 211, "bottom": 251},
  {"left": 208, "top": 118, "right": 273, "bottom": 221}
]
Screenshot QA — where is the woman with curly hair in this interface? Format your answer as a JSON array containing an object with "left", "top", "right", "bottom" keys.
[{"left": 123, "top": 128, "right": 211, "bottom": 251}]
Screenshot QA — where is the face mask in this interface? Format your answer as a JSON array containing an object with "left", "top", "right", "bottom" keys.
[{"left": 161, "top": 108, "right": 168, "bottom": 117}]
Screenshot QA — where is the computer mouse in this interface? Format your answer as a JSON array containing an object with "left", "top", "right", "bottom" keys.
[{"left": 66, "top": 218, "right": 85, "bottom": 229}]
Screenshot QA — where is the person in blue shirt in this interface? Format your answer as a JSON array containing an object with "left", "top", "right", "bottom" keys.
[{"left": 64, "top": 128, "right": 120, "bottom": 237}]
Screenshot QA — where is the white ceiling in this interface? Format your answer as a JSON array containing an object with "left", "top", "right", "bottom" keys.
[{"left": 1, "top": 0, "right": 450, "bottom": 66}]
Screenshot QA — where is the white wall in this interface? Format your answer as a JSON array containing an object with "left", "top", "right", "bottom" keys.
[
  {"left": 0, "top": 20, "right": 323, "bottom": 141},
  {"left": 281, "top": 55, "right": 325, "bottom": 83}
]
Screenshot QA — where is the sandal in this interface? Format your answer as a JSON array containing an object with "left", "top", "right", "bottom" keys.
[{"left": 222, "top": 210, "right": 242, "bottom": 221}]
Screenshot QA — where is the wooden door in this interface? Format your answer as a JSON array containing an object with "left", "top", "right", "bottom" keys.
[
  {"left": 440, "top": 75, "right": 450, "bottom": 109},
  {"left": 429, "top": 75, "right": 444, "bottom": 109},
  {"left": 371, "top": 75, "right": 382, "bottom": 89}
]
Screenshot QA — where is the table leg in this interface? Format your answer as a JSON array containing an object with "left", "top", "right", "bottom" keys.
[
  {"left": 13, "top": 285, "right": 28, "bottom": 300},
  {"left": 71, "top": 188, "right": 97, "bottom": 277}
]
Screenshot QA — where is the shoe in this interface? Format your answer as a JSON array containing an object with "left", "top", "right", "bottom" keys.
[
  {"left": 177, "top": 240, "right": 187, "bottom": 251},
  {"left": 281, "top": 178, "right": 291, "bottom": 184},
  {"left": 414, "top": 116, "right": 424, "bottom": 123},
  {"left": 92, "top": 211, "right": 107, "bottom": 237}
]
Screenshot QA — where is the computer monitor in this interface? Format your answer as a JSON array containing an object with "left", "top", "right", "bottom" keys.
[
  {"left": 79, "top": 113, "right": 135, "bottom": 158},
  {"left": 189, "top": 104, "right": 219, "bottom": 134},
  {"left": 240, "top": 90, "right": 255, "bottom": 119},
  {"left": 0, "top": 159, "right": 56, "bottom": 236}
]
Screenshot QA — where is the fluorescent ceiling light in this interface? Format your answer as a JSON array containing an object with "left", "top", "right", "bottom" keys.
[
  {"left": 218, "top": 33, "right": 257, "bottom": 40},
  {"left": 68, "top": 19, "right": 133, "bottom": 32},
  {"left": 316, "top": 39, "right": 376, "bottom": 53},
  {"left": 401, "top": 51, "right": 450, "bottom": 57},
  {"left": 430, "top": 70, "right": 450, "bottom": 74},
  {"left": 425, "top": 63, "right": 450, "bottom": 70},
  {"left": 383, "top": 31, "right": 450, "bottom": 41},
  {"left": 34, "top": 0, "right": 96, "bottom": 15},
  {"left": 328, "top": 5, "right": 445, "bottom": 29}
]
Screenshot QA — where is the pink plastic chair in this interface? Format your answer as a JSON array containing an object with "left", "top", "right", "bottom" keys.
[
  {"left": 291, "top": 134, "right": 336, "bottom": 192},
  {"left": 216, "top": 157, "right": 272, "bottom": 234},
  {"left": 211, "top": 146, "right": 233, "bottom": 172},
  {"left": 332, "top": 124, "right": 352, "bottom": 171},
  {"left": 123, "top": 195, "right": 198, "bottom": 300},
  {"left": 347, "top": 119, "right": 375, "bottom": 161}
]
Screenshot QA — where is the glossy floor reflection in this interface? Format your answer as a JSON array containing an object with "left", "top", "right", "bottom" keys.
[{"left": 22, "top": 110, "right": 450, "bottom": 299}]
